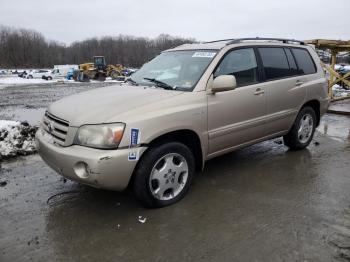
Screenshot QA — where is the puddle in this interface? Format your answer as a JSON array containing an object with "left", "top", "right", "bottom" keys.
[{"left": 318, "top": 114, "right": 350, "bottom": 142}]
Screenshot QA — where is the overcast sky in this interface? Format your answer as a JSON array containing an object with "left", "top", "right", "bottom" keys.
[{"left": 0, "top": 0, "right": 349, "bottom": 45}]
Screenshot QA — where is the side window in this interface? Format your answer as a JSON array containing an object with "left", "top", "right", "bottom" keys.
[
  {"left": 214, "top": 48, "right": 258, "bottom": 87},
  {"left": 292, "top": 48, "right": 317, "bottom": 75},
  {"left": 258, "top": 47, "right": 290, "bottom": 80},
  {"left": 284, "top": 48, "right": 298, "bottom": 75}
]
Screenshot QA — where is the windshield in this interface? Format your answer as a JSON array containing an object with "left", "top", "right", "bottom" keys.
[{"left": 131, "top": 50, "right": 217, "bottom": 91}]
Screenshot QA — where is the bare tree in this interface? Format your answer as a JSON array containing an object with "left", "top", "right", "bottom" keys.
[{"left": 0, "top": 25, "right": 196, "bottom": 69}]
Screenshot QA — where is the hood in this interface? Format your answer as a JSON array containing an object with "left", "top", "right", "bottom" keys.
[{"left": 48, "top": 84, "right": 184, "bottom": 126}]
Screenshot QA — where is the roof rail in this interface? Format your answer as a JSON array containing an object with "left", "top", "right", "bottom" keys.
[
  {"left": 203, "top": 39, "right": 237, "bottom": 44},
  {"left": 225, "top": 37, "right": 305, "bottom": 45}
]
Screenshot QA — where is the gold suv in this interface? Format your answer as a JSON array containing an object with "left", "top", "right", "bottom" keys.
[{"left": 36, "top": 38, "right": 329, "bottom": 208}]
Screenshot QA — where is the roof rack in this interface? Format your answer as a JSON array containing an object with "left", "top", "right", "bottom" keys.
[
  {"left": 227, "top": 37, "right": 305, "bottom": 45},
  {"left": 204, "top": 37, "right": 305, "bottom": 46},
  {"left": 204, "top": 39, "right": 237, "bottom": 44}
]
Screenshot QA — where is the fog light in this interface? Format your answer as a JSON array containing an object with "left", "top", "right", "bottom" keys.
[{"left": 74, "top": 161, "right": 89, "bottom": 179}]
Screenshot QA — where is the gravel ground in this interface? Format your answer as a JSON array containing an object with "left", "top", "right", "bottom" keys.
[{"left": 0, "top": 81, "right": 118, "bottom": 124}]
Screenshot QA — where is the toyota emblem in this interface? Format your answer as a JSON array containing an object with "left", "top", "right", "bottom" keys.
[{"left": 48, "top": 122, "right": 53, "bottom": 134}]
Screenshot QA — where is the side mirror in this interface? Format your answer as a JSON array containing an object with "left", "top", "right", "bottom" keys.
[{"left": 211, "top": 75, "right": 237, "bottom": 93}]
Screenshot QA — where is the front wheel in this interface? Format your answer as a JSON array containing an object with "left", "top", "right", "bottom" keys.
[
  {"left": 283, "top": 106, "right": 316, "bottom": 150},
  {"left": 133, "top": 142, "right": 195, "bottom": 208}
]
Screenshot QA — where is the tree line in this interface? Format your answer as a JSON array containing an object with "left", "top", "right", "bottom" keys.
[{"left": 0, "top": 25, "right": 196, "bottom": 69}]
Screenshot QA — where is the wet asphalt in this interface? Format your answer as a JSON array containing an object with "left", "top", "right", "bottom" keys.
[{"left": 1, "top": 82, "right": 350, "bottom": 262}]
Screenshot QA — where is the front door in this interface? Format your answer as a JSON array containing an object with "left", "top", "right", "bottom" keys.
[{"left": 207, "top": 48, "right": 267, "bottom": 156}]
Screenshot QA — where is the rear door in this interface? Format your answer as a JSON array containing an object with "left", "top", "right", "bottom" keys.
[
  {"left": 257, "top": 47, "right": 307, "bottom": 135},
  {"left": 207, "top": 48, "right": 267, "bottom": 156}
]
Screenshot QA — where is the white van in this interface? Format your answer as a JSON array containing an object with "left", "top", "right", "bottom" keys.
[{"left": 43, "top": 65, "right": 79, "bottom": 80}]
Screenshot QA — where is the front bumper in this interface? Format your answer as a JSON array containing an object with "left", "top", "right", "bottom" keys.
[{"left": 35, "top": 128, "right": 146, "bottom": 191}]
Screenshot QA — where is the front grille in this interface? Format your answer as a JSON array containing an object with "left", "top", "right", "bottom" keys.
[{"left": 42, "top": 111, "right": 69, "bottom": 146}]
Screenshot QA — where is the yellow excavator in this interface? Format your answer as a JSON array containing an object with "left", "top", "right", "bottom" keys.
[{"left": 74, "top": 56, "right": 125, "bottom": 82}]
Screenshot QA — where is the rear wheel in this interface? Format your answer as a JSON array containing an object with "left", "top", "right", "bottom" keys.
[
  {"left": 133, "top": 142, "right": 195, "bottom": 208},
  {"left": 283, "top": 106, "right": 316, "bottom": 150}
]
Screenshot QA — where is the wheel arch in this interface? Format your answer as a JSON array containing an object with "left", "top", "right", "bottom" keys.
[
  {"left": 301, "top": 100, "right": 321, "bottom": 126},
  {"left": 127, "top": 129, "right": 204, "bottom": 189}
]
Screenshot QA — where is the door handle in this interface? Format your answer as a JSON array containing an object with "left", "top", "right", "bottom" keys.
[
  {"left": 295, "top": 80, "right": 304, "bottom": 86},
  {"left": 254, "top": 88, "right": 265, "bottom": 95}
]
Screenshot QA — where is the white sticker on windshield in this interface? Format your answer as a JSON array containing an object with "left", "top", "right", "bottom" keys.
[{"left": 192, "top": 52, "right": 216, "bottom": 58}]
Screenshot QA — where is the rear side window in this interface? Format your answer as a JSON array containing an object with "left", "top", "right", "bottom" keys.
[
  {"left": 284, "top": 48, "right": 298, "bottom": 75},
  {"left": 258, "top": 48, "right": 290, "bottom": 80},
  {"left": 292, "top": 48, "right": 317, "bottom": 75},
  {"left": 214, "top": 48, "right": 258, "bottom": 87}
]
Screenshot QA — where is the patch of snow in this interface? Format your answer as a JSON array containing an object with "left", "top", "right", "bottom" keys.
[
  {"left": 0, "top": 120, "right": 20, "bottom": 129},
  {"left": 334, "top": 64, "right": 350, "bottom": 71},
  {"left": 0, "top": 76, "right": 56, "bottom": 86},
  {"left": 332, "top": 84, "right": 342, "bottom": 90},
  {"left": 332, "top": 83, "right": 350, "bottom": 98},
  {"left": 104, "top": 79, "right": 125, "bottom": 83},
  {"left": 0, "top": 121, "right": 38, "bottom": 159},
  {"left": 334, "top": 64, "right": 342, "bottom": 70}
]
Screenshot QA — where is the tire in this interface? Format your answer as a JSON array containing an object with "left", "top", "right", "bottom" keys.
[
  {"left": 283, "top": 106, "right": 316, "bottom": 150},
  {"left": 133, "top": 142, "right": 195, "bottom": 208},
  {"left": 28, "top": 75, "right": 33, "bottom": 79},
  {"left": 47, "top": 76, "right": 52, "bottom": 80}
]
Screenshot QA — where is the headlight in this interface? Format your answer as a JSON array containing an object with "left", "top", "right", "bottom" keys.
[{"left": 74, "top": 123, "right": 125, "bottom": 149}]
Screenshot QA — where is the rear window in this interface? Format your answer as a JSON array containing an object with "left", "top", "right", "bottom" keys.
[
  {"left": 291, "top": 48, "right": 317, "bottom": 75},
  {"left": 258, "top": 47, "right": 290, "bottom": 80}
]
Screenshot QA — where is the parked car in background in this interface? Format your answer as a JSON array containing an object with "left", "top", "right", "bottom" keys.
[
  {"left": 41, "top": 69, "right": 58, "bottom": 80},
  {"left": 18, "top": 70, "right": 28, "bottom": 78},
  {"left": 42, "top": 65, "right": 79, "bottom": 80},
  {"left": 36, "top": 38, "right": 329, "bottom": 208},
  {"left": 27, "top": 69, "right": 51, "bottom": 79}
]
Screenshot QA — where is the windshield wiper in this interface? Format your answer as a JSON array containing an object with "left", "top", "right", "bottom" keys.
[{"left": 143, "top": 77, "right": 174, "bottom": 90}]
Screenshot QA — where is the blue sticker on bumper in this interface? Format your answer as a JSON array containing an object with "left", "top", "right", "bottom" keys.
[{"left": 130, "top": 128, "right": 140, "bottom": 147}]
